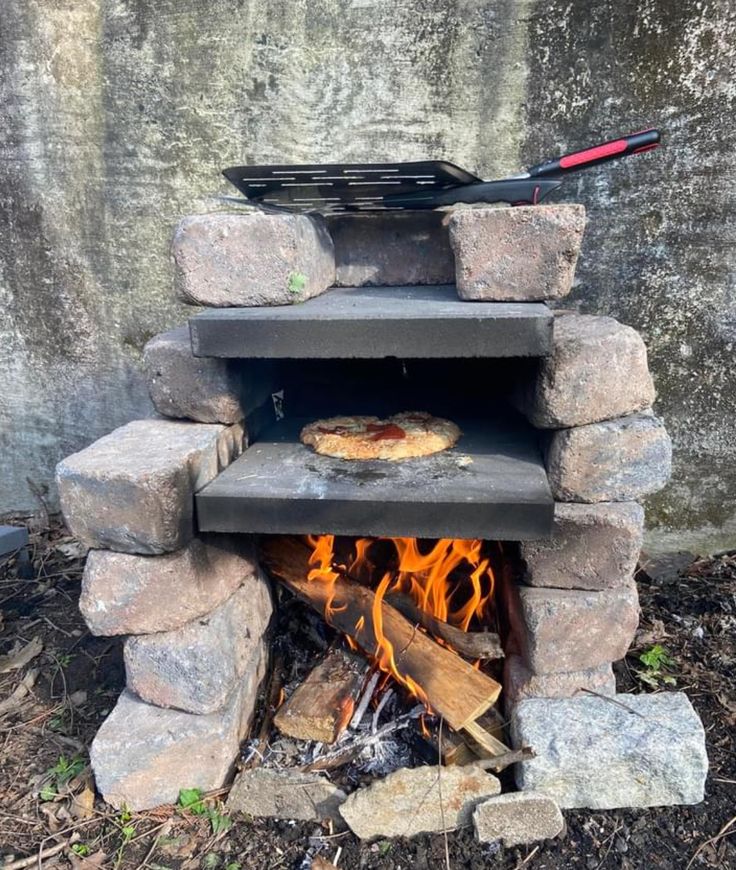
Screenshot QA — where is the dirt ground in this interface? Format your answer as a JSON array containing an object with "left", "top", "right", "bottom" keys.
[{"left": 0, "top": 518, "right": 734, "bottom": 870}]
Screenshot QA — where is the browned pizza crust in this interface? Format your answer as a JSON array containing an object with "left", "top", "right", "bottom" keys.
[{"left": 300, "top": 412, "right": 461, "bottom": 461}]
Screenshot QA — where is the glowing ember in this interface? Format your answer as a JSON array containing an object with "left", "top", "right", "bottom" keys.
[{"left": 304, "top": 535, "right": 497, "bottom": 705}]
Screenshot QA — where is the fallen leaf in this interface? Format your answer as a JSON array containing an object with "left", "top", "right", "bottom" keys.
[
  {"left": 0, "top": 636, "right": 43, "bottom": 673},
  {"left": 54, "top": 540, "right": 89, "bottom": 560},
  {"left": 70, "top": 785, "right": 96, "bottom": 820},
  {"left": 39, "top": 802, "right": 62, "bottom": 833},
  {"left": 312, "top": 859, "right": 338, "bottom": 870},
  {"left": 634, "top": 619, "right": 669, "bottom": 647},
  {"left": 158, "top": 833, "right": 195, "bottom": 858},
  {"left": 69, "top": 849, "right": 107, "bottom": 870},
  {"left": 0, "top": 667, "right": 39, "bottom": 716}
]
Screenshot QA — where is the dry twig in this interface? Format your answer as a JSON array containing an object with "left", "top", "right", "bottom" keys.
[{"left": 1, "top": 834, "right": 76, "bottom": 870}]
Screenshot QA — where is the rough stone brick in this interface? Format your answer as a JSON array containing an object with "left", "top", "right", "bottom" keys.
[
  {"left": 90, "top": 644, "right": 266, "bottom": 810},
  {"left": 511, "top": 693, "right": 708, "bottom": 808},
  {"left": 125, "top": 580, "right": 272, "bottom": 714},
  {"left": 504, "top": 654, "right": 615, "bottom": 707},
  {"left": 448, "top": 205, "right": 585, "bottom": 301},
  {"left": 473, "top": 792, "right": 564, "bottom": 846},
  {"left": 521, "top": 502, "right": 644, "bottom": 590},
  {"left": 546, "top": 412, "right": 672, "bottom": 503},
  {"left": 327, "top": 212, "right": 454, "bottom": 286},
  {"left": 143, "top": 327, "right": 245, "bottom": 424},
  {"left": 227, "top": 768, "right": 346, "bottom": 822},
  {"left": 173, "top": 212, "right": 335, "bottom": 307},
  {"left": 514, "top": 314, "right": 656, "bottom": 427},
  {"left": 56, "top": 419, "right": 244, "bottom": 555},
  {"left": 80, "top": 536, "right": 259, "bottom": 636},
  {"left": 511, "top": 582, "right": 639, "bottom": 674},
  {"left": 340, "top": 765, "right": 501, "bottom": 839}
]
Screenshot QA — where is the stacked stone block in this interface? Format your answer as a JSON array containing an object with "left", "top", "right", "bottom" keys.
[
  {"left": 503, "top": 311, "right": 672, "bottom": 707},
  {"left": 444, "top": 208, "right": 704, "bottom": 808},
  {"left": 56, "top": 378, "right": 272, "bottom": 810}
]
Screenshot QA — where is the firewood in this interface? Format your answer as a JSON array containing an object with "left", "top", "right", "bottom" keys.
[
  {"left": 385, "top": 591, "right": 504, "bottom": 660},
  {"left": 414, "top": 718, "right": 478, "bottom": 766},
  {"left": 417, "top": 707, "right": 508, "bottom": 765},
  {"left": 462, "top": 719, "right": 510, "bottom": 757},
  {"left": 469, "top": 708, "right": 507, "bottom": 743},
  {"left": 474, "top": 745, "right": 536, "bottom": 772},
  {"left": 260, "top": 536, "right": 502, "bottom": 732},
  {"left": 274, "top": 647, "right": 367, "bottom": 744}
]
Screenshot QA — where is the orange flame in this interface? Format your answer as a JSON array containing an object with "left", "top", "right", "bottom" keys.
[
  {"left": 335, "top": 696, "right": 355, "bottom": 737},
  {"left": 303, "top": 536, "right": 497, "bottom": 707}
]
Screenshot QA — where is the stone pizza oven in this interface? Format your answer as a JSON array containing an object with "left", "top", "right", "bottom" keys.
[{"left": 55, "top": 204, "right": 707, "bottom": 835}]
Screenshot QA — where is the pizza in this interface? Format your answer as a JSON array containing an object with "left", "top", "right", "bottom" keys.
[{"left": 300, "top": 412, "right": 461, "bottom": 461}]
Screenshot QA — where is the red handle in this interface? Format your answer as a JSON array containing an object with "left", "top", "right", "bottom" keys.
[{"left": 528, "top": 129, "right": 661, "bottom": 178}]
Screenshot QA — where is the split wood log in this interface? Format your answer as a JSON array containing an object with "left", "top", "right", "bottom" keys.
[
  {"left": 384, "top": 592, "right": 504, "bottom": 660},
  {"left": 415, "top": 718, "right": 478, "bottom": 767},
  {"left": 260, "top": 536, "right": 501, "bottom": 732},
  {"left": 475, "top": 745, "right": 536, "bottom": 772},
  {"left": 462, "top": 719, "right": 511, "bottom": 757},
  {"left": 274, "top": 647, "right": 368, "bottom": 744}
]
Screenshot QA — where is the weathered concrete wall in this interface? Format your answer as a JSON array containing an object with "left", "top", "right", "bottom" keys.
[
  {"left": 1, "top": 0, "right": 734, "bottom": 552},
  {"left": 522, "top": 0, "right": 736, "bottom": 552}
]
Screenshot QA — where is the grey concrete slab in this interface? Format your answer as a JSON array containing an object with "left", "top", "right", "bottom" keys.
[
  {"left": 0, "top": 525, "right": 29, "bottom": 557},
  {"left": 189, "top": 286, "right": 553, "bottom": 359},
  {"left": 196, "top": 416, "right": 553, "bottom": 540}
]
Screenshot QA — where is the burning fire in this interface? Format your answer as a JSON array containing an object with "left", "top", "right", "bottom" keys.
[{"left": 305, "top": 535, "right": 497, "bottom": 704}]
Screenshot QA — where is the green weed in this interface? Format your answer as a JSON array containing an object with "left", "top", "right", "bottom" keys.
[
  {"left": 39, "top": 755, "right": 85, "bottom": 800},
  {"left": 287, "top": 272, "right": 307, "bottom": 297},
  {"left": 637, "top": 643, "right": 677, "bottom": 687},
  {"left": 176, "top": 788, "right": 232, "bottom": 835}
]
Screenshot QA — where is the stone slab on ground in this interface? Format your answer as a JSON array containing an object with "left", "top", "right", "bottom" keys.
[
  {"left": 511, "top": 693, "right": 708, "bottom": 808},
  {"left": 512, "top": 582, "right": 639, "bottom": 674},
  {"left": 0, "top": 525, "right": 28, "bottom": 556},
  {"left": 327, "top": 212, "right": 454, "bottom": 286},
  {"left": 173, "top": 212, "right": 335, "bottom": 307},
  {"left": 227, "top": 768, "right": 346, "bottom": 822},
  {"left": 339, "top": 765, "right": 500, "bottom": 840},
  {"left": 124, "top": 581, "right": 272, "bottom": 714},
  {"left": 521, "top": 502, "right": 644, "bottom": 590},
  {"left": 514, "top": 314, "right": 656, "bottom": 428},
  {"left": 144, "top": 326, "right": 246, "bottom": 424},
  {"left": 449, "top": 205, "right": 585, "bottom": 301},
  {"left": 473, "top": 792, "right": 564, "bottom": 846},
  {"left": 546, "top": 412, "right": 672, "bottom": 503},
  {"left": 90, "top": 645, "right": 266, "bottom": 810},
  {"left": 504, "top": 655, "right": 615, "bottom": 707},
  {"left": 80, "top": 536, "right": 259, "bottom": 636},
  {"left": 56, "top": 419, "right": 244, "bottom": 554}
]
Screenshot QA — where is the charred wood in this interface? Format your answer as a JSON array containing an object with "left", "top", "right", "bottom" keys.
[
  {"left": 385, "top": 591, "right": 504, "bottom": 660},
  {"left": 260, "top": 536, "right": 502, "bottom": 732},
  {"left": 274, "top": 647, "right": 368, "bottom": 744}
]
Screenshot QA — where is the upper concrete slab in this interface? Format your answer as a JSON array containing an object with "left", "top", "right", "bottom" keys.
[{"left": 189, "top": 286, "right": 553, "bottom": 360}]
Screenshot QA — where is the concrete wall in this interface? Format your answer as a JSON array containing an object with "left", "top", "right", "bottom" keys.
[{"left": 1, "top": 0, "right": 734, "bottom": 552}]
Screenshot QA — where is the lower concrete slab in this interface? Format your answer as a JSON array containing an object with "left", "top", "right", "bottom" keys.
[{"left": 195, "top": 416, "right": 553, "bottom": 540}]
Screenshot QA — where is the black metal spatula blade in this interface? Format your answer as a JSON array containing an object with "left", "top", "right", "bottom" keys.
[
  {"left": 223, "top": 130, "right": 661, "bottom": 213},
  {"left": 222, "top": 160, "right": 482, "bottom": 213}
]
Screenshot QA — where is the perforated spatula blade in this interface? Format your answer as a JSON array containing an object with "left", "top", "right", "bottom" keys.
[{"left": 222, "top": 160, "right": 482, "bottom": 213}]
